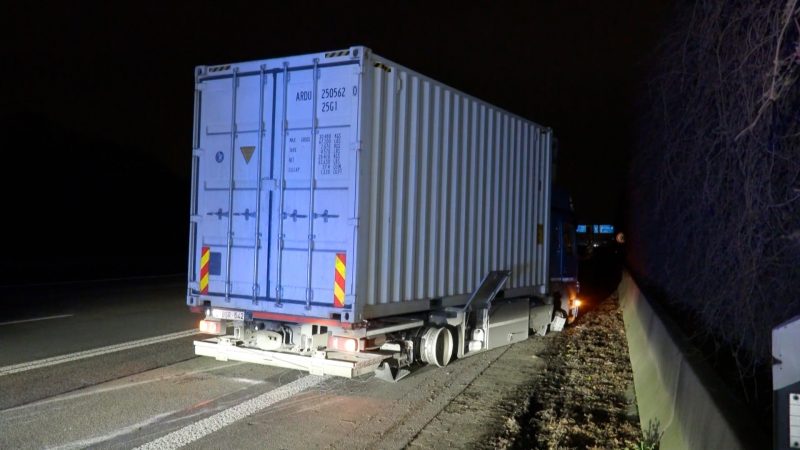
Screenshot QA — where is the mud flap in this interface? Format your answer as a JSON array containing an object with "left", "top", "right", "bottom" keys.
[
  {"left": 551, "top": 315, "right": 567, "bottom": 332},
  {"left": 530, "top": 303, "right": 554, "bottom": 336},
  {"left": 374, "top": 362, "right": 410, "bottom": 382}
]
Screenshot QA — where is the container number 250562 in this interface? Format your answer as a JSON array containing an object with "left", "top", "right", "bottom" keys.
[
  {"left": 321, "top": 87, "right": 346, "bottom": 99},
  {"left": 321, "top": 86, "right": 346, "bottom": 113},
  {"left": 295, "top": 86, "right": 356, "bottom": 112}
]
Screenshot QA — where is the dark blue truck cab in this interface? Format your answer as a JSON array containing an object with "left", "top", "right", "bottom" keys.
[{"left": 550, "top": 187, "right": 580, "bottom": 322}]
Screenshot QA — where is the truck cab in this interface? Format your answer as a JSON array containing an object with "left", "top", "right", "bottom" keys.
[{"left": 550, "top": 187, "right": 580, "bottom": 322}]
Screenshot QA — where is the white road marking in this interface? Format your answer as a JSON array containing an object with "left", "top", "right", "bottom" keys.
[
  {"left": 135, "top": 374, "right": 328, "bottom": 450},
  {"left": 51, "top": 410, "right": 178, "bottom": 450},
  {"left": 1, "top": 362, "right": 245, "bottom": 415},
  {"left": 0, "top": 329, "right": 200, "bottom": 377},
  {"left": 226, "top": 377, "right": 266, "bottom": 385},
  {"left": 0, "top": 314, "right": 74, "bottom": 326}
]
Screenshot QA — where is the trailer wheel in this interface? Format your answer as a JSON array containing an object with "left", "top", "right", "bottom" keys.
[{"left": 419, "top": 326, "right": 454, "bottom": 367}]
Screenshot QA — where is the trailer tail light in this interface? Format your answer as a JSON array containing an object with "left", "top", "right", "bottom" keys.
[
  {"left": 328, "top": 335, "right": 360, "bottom": 353},
  {"left": 571, "top": 298, "right": 582, "bottom": 308},
  {"left": 327, "top": 335, "right": 386, "bottom": 353},
  {"left": 199, "top": 319, "right": 224, "bottom": 335}
]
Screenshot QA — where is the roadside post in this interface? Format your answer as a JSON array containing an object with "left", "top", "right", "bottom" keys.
[{"left": 773, "top": 315, "right": 800, "bottom": 449}]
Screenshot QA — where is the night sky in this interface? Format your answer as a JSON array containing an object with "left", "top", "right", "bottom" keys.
[{"left": 2, "top": 2, "right": 669, "bottom": 284}]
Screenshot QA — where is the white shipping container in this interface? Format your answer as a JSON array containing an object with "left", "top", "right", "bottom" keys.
[{"left": 188, "top": 46, "right": 552, "bottom": 325}]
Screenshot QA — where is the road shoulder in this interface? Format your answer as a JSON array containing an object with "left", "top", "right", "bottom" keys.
[{"left": 407, "top": 333, "right": 553, "bottom": 449}]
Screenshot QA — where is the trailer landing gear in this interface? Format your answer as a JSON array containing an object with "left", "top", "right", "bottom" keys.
[{"left": 374, "top": 362, "right": 411, "bottom": 382}]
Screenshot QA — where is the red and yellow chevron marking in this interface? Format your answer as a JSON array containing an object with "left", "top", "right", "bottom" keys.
[
  {"left": 333, "top": 252, "right": 346, "bottom": 307},
  {"left": 200, "top": 246, "right": 210, "bottom": 294}
]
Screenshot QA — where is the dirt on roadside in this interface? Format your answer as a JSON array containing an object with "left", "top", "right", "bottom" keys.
[{"left": 490, "top": 294, "right": 643, "bottom": 449}]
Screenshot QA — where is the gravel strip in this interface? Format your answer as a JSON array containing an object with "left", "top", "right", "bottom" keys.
[{"left": 491, "top": 294, "right": 643, "bottom": 449}]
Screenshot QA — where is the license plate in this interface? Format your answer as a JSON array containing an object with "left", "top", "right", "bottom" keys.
[{"left": 210, "top": 308, "right": 245, "bottom": 321}]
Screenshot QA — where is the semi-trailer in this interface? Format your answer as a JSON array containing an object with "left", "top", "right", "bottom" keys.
[{"left": 187, "top": 46, "right": 580, "bottom": 380}]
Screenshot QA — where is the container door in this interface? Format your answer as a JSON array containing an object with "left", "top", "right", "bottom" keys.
[
  {"left": 272, "top": 62, "right": 360, "bottom": 318},
  {"left": 195, "top": 70, "right": 274, "bottom": 302}
]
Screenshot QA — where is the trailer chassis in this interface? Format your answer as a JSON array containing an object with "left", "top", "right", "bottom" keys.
[{"left": 192, "top": 271, "right": 561, "bottom": 380}]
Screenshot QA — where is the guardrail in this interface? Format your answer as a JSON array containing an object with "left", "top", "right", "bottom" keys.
[{"left": 618, "top": 271, "right": 765, "bottom": 449}]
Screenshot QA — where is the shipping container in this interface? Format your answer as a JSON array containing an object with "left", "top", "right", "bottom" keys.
[
  {"left": 188, "top": 46, "right": 552, "bottom": 323},
  {"left": 188, "top": 47, "right": 565, "bottom": 378}
]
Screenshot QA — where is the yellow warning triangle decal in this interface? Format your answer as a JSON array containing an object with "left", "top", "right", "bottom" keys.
[{"left": 240, "top": 146, "right": 255, "bottom": 164}]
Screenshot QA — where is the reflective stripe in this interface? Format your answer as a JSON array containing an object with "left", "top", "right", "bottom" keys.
[
  {"left": 333, "top": 252, "right": 346, "bottom": 307},
  {"left": 333, "top": 283, "right": 345, "bottom": 301},
  {"left": 335, "top": 257, "right": 346, "bottom": 278},
  {"left": 200, "top": 247, "right": 210, "bottom": 294}
]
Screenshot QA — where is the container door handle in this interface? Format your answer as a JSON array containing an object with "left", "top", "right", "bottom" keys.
[
  {"left": 282, "top": 209, "right": 307, "bottom": 222},
  {"left": 313, "top": 209, "right": 339, "bottom": 222},
  {"left": 207, "top": 209, "right": 230, "bottom": 220},
  {"left": 233, "top": 209, "right": 256, "bottom": 220}
]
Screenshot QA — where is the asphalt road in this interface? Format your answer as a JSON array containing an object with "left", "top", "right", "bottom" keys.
[{"left": 0, "top": 277, "right": 553, "bottom": 449}]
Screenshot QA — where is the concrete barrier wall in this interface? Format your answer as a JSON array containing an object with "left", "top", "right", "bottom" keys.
[{"left": 618, "top": 271, "right": 763, "bottom": 450}]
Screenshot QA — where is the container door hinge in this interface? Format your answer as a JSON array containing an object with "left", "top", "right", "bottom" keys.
[
  {"left": 195, "top": 83, "right": 205, "bottom": 91},
  {"left": 350, "top": 141, "right": 362, "bottom": 152},
  {"left": 347, "top": 218, "right": 359, "bottom": 227},
  {"left": 193, "top": 148, "right": 204, "bottom": 157},
  {"left": 190, "top": 215, "right": 203, "bottom": 223}
]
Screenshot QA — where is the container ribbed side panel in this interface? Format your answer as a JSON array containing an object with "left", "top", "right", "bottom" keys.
[{"left": 360, "top": 57, "right": 551, "bottom": 313}]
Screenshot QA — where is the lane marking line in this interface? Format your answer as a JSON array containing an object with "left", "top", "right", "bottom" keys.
[
  {"left": 2, "top": 362, "right": 246, "bottom": 415},
  {"left": 0, "top": 329, "right": 201, "bottom": 377},
  {"left": 135, "top": 375, "right": 327, "bottom": 450},
  {"left": 227, "top": 377, "right": 265, "bottom": 385},
  {"left": 51, "top": 410, "right": 178, "bottom": 450},
  {"left": 0, "top": 314, "right": 74, "bottom": 326}
]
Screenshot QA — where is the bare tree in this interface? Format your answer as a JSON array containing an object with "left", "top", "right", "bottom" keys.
[{"left": 629, "top": 0, "right": 800, "bottom": 402}]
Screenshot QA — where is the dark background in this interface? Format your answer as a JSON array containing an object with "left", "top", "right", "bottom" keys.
[{"left": 1, "top": 2, "right": 669, "bottom": 284}]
